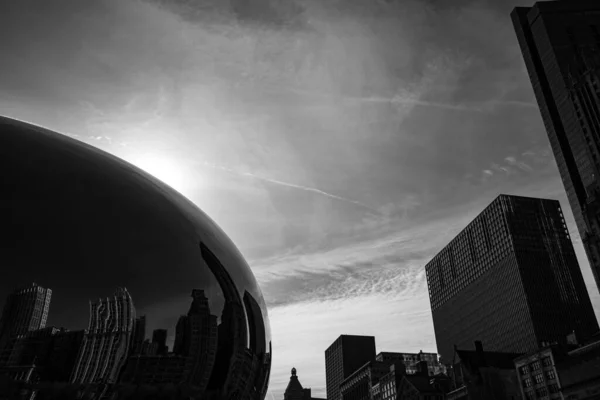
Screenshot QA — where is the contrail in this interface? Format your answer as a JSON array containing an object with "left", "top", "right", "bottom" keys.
[
  {"left": 242, "top": 81, "right": 537, "bottom": 112},
  {"left": 202, "top": 162, "right": 380, "bottom": 214}
]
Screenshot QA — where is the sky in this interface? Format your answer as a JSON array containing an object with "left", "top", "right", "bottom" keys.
[{"left": 2, "top": 0, "right": 600, "bottom": 398}]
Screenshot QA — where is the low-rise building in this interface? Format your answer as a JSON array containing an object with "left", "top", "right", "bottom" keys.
[
  {"left": 447, "top": 341, "right": 522, "bottom": 400},
  {"left": 514, "top": 333, "right": 600, "bottom": 400},
  {"left": 283, "top": 368, "right": 325, "bottom": 400},
  {"left": 340, "top": 360, "right": 397, "bottom": 400}
]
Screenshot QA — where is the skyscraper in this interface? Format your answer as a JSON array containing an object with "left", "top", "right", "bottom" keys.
[
  {"left": 70, "top": 287, "right": 135, "bottom": 384},
  {"left": 425, "top": 195, "right": 599, "bottom": 361},
  {"left": 152, "top": 328, "right": 168, "bottom": 355},
  {"left": 511, "top": 0, "right": 600, "bottom": 293},
  {"left": 325, "top": 335, "right": 376, "bottom": 400},
  {"left": 0, "top": 283, "right": 52, "bottom": 339},
  {"left": 0, "top": 283, "right": 52, "bottom": 366}
]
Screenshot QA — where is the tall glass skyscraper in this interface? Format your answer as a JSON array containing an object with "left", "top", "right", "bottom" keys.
[
  {"left": 425, "top": 195, "right": 599, "bottom": 361},
  {"left": 512, "top": 1, "right": 600, "bottom": 293}
]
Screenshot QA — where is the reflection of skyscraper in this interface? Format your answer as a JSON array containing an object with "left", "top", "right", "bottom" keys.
[
  {"left": 152, "top": 329, "right": 168, "bottom": 356},
  {"left": 0, "top": 283, "right": 52, "bottom": 366},
  {"left": 200, "top": 242, "right": 250, "bottom": 399},
  {"left": 71, "top": 287, "right": 135, "bottom": 384},
  {"left": 131, "top": 316, "right": 146, "bottom": 355},
  {"left": 186, "top": 289, "right": 218, "bottom": 391},
  {"left": 512, "top": 1, "right": 600, "bottom": 294},
  {"left": 0, "top": 283, "right": 52, "bottom": 340},
  {"left": 244, "top": 291, "right": 271, "bottom": 400},
  {"left": 120, "top": 289, "right": 218, "bottom": 395},
  {"left": 244, "top": 291, "right": 266, "bottom": 356}
]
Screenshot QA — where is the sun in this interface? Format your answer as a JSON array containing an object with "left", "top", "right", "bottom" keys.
[{"left": 128, "top": 153, "right": 191, "bottom": 195}]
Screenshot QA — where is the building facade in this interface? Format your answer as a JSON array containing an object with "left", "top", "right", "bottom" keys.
[
  {"left": 426, "top": 195, "right": 599, "bottom": 361},
  {"left": 0, "top": 283, "right": 52, "bottom": 369},
  {"left": 512, "top": 0, "right": 600, "bottom": 294},
  {"left": 515, "top": 334, "right": 600, "bottom": 400},
  {"left": 325, "top": 335, "right": 376, "bottom": 400},
  {"left": 447, "top": 341, "right": 522, "bottom": 400},
  {"left": 120, "top": 289, "right": 218, "bottom": 393},
  {"left": 375, "top": 351, "right": 444, "bottom": 376},
  {"left": 339, "top": 360, "right": 394, "bottom": 400},
  {"left": 70, "top": 287, "right": 136, "bottom": 384}
]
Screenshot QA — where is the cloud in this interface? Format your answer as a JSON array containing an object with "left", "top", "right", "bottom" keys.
[
  {"left": 202, "top": 161, "right": 381, "bottom": 214},
  {"left": 504, "top": 155, "right": 533, "bottom": 172}
]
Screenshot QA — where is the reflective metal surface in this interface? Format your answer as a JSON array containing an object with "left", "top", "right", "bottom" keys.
[{"left": 0, "top": 116, "right": 272, "bottom": 400}]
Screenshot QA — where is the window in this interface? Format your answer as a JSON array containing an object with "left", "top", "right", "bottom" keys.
[
  {"left": 536, "top": 387, "right": 548, "bottom": 397},
  {"left": 523, "top": 378, "right": 533, "bottom": 388},
  {"left": 533, "top": 374, "right": 544, "bottom": 384},
  {"left": 531, "top": 361, "right": 541, "bottom": 371},
  {"left": 542, "top": 356, "right": 552, "bottom": 367},
  {"left": 546, "top": 370, "right": 556, "bottom": 380},
  {"left": 549, "top": 384, "right": 560, "bottom": 394}
]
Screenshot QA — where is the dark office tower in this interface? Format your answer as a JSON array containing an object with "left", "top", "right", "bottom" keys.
[
  {"left": 131, "top": 315, "right": 146, "bottom": 355},
  {"left": 325, "top": 335, "right": 376, "bottom": 400},
  {"left": 0, "top": 283, "right": 52, "bottom": 340},
  {"left": 152, "top": 328, "right": 168, "bottom": 355},
  {"left": 71, "top": 287, "right": 135, "bottom": 384},
  {"left": 511, "top": 1, "right": 600, "bottom": 294},
  {"left": 426, "top": 195, "right": 599, "bottom": 361}
]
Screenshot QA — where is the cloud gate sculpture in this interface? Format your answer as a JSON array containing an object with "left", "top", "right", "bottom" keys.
[{"left": 0, "top": 116, "right": 272, "bottom": 400}]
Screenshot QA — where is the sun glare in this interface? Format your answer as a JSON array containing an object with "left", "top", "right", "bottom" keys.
[{"left": 128, "top": 153, "right": 192, "bottom": 194}]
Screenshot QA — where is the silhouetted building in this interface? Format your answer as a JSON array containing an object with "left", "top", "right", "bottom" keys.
[
  {"left": 71, "top": 287, "right": 135, "bottom": 384},
  {"left": 325, "top": 335, "right": 376, "bottom": 400},
  {"left": 397, "top": 375, "right": 448, "bottom": 400},
  {"left": 200, "top": 242, "right": 250, "bottom": 399},
  {"left": 284, "top": 368, "right": 313, "bottom": 400},
  {"left": 339, "top": 360, "right": 396, "bottom": 400},
  {"left": 374, "top": 361, "right": 408, "bottom": 400},
  {"left": 44, "top": 329, "right": 85, "bottom": 382},
  {"left": 425, "top": 195, "right": 599, "bottom": 361},
  {"left": 131, "top": 316, "right": 146, "bottom": 355},
  {"left": 515, "top": 333, "right": 600, "bottom": 399},
  {"left": 120, "top": 289, "right": 218, "bottom": 395},
  {"left": 397, "top": 366, "right": 449, "bottom": 400},
  {"left": 446, "top": 341, "right": 522, "bottom": 400},
  {"left": 152, "top": 329, "right": 168, "bottom": 356},
  {"left": 512, "top": 0, "right": 600, "bottom": 294},
  {"left": 375, "top": 351, "right": 444, "bottom": 376},
  {"left": 0, "top": 283, "right": 52, "bottom": 365},
  {"left": 0, "top": 327, "right": 85, "bottom": 385}
]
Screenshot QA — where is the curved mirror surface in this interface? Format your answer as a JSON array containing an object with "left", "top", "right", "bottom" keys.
[{"left": 0, "top": 116, "right": 272, "bottom": 400}]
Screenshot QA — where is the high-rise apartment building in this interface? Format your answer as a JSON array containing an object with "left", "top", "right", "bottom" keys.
[
  {"left": 325, "top": 335, "right": 376, "bottom": 400},
  {"left": 425, "top": 195, "right": 599, "bottom": 361},
  {"left": 511, "top": 0, "right": 600, "bottom": 293},
  {"left": 70, "top": 287, "right": 135, "bottom": 384}
]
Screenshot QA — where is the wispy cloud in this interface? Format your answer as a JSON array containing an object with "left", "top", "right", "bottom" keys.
[{"left": 202, "top": 161, "right": 381, "bottom": 214}]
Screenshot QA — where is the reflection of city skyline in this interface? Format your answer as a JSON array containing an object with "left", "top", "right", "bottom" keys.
[{"left": 0, "top": 241, "right": 272, "bottom": 399}]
